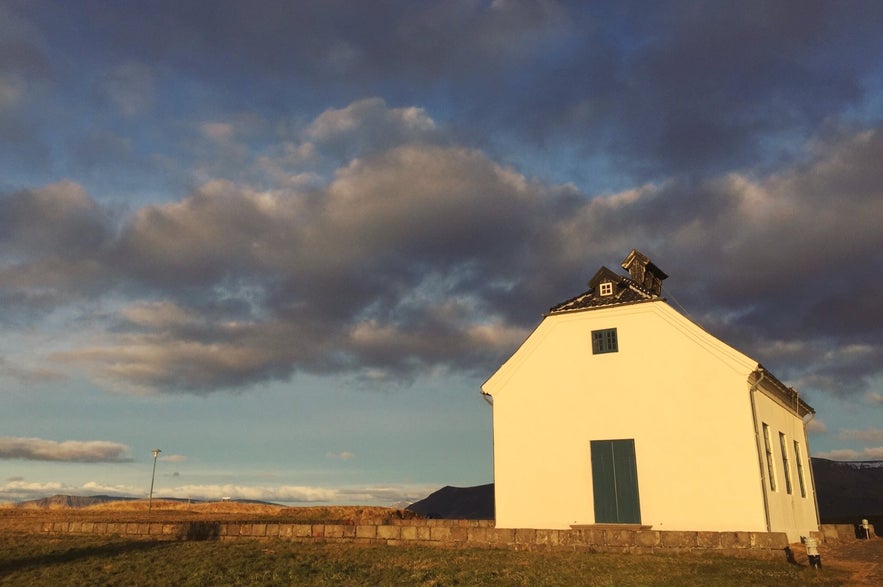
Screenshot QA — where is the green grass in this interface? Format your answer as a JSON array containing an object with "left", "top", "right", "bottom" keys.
[{"left": 0, "top": 535, "right": 848, "bottom": 586}]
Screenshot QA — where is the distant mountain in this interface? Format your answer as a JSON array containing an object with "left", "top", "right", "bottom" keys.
[
  {"left": 16, "top": 460, "right": 882, "bottom": 527},
  {"left": 15, "top": 494, "right": 137, "bottom": 509},
  {"left": 407, "top": 484, "right": 494, "bottom": 519},
  {"left": 14, "top": 494, "right": 283, "bottom": 509},
  {"left": 406, "top": 460, "right": 883, "bottom": 526},
  {"left": 811, "top": 458, "right": 883, "bottom": 525}
]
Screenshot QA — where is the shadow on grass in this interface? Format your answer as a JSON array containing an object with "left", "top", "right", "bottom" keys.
[
  {"left": 184, "top": 521, "right": 220, "bottom": 540},
  {"left": 0, "top": 539, "right": 169, "bottom": 574}
]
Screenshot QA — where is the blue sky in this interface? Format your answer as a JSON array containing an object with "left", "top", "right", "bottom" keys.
[{"left": 2, "top": 0, "right": 882, "bottom": 505}]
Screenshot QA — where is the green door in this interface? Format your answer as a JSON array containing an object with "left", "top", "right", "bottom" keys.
[{"left": 590, "top": 439, "right": 641, "bottom": 524}]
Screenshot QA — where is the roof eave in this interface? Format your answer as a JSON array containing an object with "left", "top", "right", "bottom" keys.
[
  {"left": 542, "top": 296, "right": 663, "bottom": 318},
  {"left": 753, "top": 366, "right": 815, "bottom": 417}
]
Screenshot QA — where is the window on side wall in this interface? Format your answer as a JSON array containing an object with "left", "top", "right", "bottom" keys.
[
  {"left": 592, "top": 328, "right": 618, "bottom": 354},
  {"left": 794, "top": 441, "right": 807, "bottom": 498},
  {"left": 779, "top": 432, "right": 792, "bottom": 494},
  {"left": 762, "top": 423, "right": 777, "bottom": 491}
]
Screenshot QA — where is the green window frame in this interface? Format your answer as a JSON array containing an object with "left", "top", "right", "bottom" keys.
[{"left": 592, "top": 328, "right": 618, "bottom": 354}]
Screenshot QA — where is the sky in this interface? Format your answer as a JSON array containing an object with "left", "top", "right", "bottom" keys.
[{"left": 1, "top": 0, "right": 882, "bottom": 505}]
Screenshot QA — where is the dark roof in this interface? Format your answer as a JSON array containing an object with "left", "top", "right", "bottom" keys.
[
  {"left": 547, "top": 266, "right": 660, "bottom": 315},
  {"left": 548, "top": 249, "right": 668, "bottom": 315}
]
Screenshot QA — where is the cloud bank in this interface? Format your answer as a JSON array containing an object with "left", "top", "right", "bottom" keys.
[
  {"left": 0, "top": 437, "right": 132, "bottom": 463},
  {"left": 1, "top": 2, "right": 881, "bottom": 410},
  {"left": 0, "top": 477, "right": 434, "bottom": 506},
  {"left": 0, "top": 109, "right": 881, "bottom": 400}
]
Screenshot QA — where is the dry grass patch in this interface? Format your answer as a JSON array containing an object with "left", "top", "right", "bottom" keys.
[
  {"left": 0, "top": 500, "right": 418, "bottom": 529},
  {"left": 0, "top": 534, "right": 850, "bottom": 587}
]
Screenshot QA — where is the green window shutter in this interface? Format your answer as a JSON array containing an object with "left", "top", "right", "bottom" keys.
[
  {"left": 591, "top": 440, "right": 618, "bottom": 523},
  {"left": 591, "top": 439, "right": 641, "bottom": 524}
]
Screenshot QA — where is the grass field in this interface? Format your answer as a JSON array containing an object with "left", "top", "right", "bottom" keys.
[
  {"left": 0, "top": 533, "right": 850, "bottom": 586},
  {"left": 0, "top": 502, "right": 857, "bottom": 586}
]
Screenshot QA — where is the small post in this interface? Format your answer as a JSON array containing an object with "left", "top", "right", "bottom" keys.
[
  {"left": 148, "top": 448, "right": 161, "bottom": 513},
  {"left": 803, "top": 536, "right": 821, "bottom": 569},
  {"left": 861, "top": 519, "right": 870, "bottom": 540}
]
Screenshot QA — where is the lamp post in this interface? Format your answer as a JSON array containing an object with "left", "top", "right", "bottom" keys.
[{"left": 148, "top": 448, "right": 161, "bottom": 513}]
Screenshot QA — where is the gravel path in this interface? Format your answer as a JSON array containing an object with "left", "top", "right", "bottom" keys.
[{"left": 790, "top": 538, "right": 883, "bottom": 586}]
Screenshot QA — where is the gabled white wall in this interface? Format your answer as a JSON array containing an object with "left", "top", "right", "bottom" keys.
[{"left": 485, "top": 301, "right": 774, "bottom": 533}]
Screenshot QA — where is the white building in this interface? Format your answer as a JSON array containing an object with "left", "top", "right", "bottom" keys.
[{"left": 482, "top": 250, "right": 819, "bottom": 542}]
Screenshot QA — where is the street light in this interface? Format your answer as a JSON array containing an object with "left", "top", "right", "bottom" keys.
[{"left": 148, "top": 448, "right": 161, "bottom": 513}]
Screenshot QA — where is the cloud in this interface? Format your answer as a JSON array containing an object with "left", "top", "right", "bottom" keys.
[
  {"left": 866, "top": 391, "right": 883, "bottom": 405},
  {"left": 0, "top": 475, "right": 435, "bottom": 505},
  {"left": 1, "top": 98, "right": 882, "bottom": 401},
  {"left": 0, "top": 479, "right": 143, "bottom": 503},
  {"left": 160, "top": 454, "right": 188, "bottom": 463},
  {"left": 0, "top": 356, "right": 65, "bottom": 383},
  {"left": 0, "top": 181, "right": 110, "bottom": 258},
  {"left": 326, "top": 451, "right": 355, "bottom": 461},
  {"left": 0, "top": 479, "right": 66, "bottom": 503},
  {"left": 98, "top": 62, "right": 155, "bottom": 117},
  {"left": 26, "top": 139, "right": 551, "bottom": 392},
  {"left": 805, "top": 419, "right": 827, "bottom": 435},
  {"left": 147, "top": 483, "right": 433, "bottom": 505},
  {"left": 304, "top": 98, "right": 437, "bottom": 160},
  {"left": 0, "top": 3, "right": 52, "bottom": 152},
  {"left": 815, "top": 447, "right": 883, "bottom": 461},
  {"left": 814, "top": 448, "right": 862, "bottom": 461},
  {"left": 836, "top": 428, "right": 883, "bottom": 444},
  {"left": 0, "top": 437, "right": 132, "bottom": 463}
]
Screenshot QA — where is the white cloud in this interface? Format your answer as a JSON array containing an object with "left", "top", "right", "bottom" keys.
[
  {"left": 837, "top": 427, "right": 883, "bottom": 443},
  {"left": 0, "top": 479, "right": 66, "bottom": 502},
  {"left": 865, "top": 391, "right": 883, "bottom": 405},
  {"left": 326, "top": 451, "right": 355, "bottom": 461},
  {"left": 864, "top": 446, "right": 883, "bottom": 459},
  {"left": 157, "top": 482, "right": 433, "bottom": 505},
  {"left": 80, "top": 481, "right": 144, "bottom": 495},
  {"left": 0, "top": 479, "right": 143, "bottom": 503},
  {"left": 160, "top": 454, "right": 188, "bottom": 463},
  {"left": 306, "top": 97, "right": 435, "bottom": 142},
  {"left": 0, "top": 476, "right": 437, "bottom": 506},
  {"left": 814, "top": 447, "right": 883, "bottom": 461},
  {"left": 805, "top": 418, "right": 827, "bottom": 434},
  {"left": 814, "top": 448, "right": 862, "bottom": 460}
]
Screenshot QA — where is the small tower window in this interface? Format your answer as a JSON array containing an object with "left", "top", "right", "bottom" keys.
[{"left": 599, "top": 282, "right": 613, "bottom": 296}]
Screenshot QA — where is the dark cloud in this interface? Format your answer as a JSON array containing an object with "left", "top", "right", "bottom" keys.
[
  {"left": 1, "top": 2, "right": 881, "bottom": 403},
  {"left": 3, "top": 116, "right": 880, "bottom": 398},
  {"left": 0, "top": 436, "right": 132, "bottom": 463},
  {"left": 6, "top": 1, "right": 883, "bottom": 194}
]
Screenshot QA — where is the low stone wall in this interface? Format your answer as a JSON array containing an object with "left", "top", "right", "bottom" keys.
[
  {"left": 32, "top": 518, "right": 793, "bottom": 559},
  {"left": 819, "top": 522, "right": 876, "bottom": 541}
]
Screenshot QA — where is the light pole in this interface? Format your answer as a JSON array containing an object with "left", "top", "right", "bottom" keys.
[{"left": 148, "top": 448, "right": 161, "bottom": 513}]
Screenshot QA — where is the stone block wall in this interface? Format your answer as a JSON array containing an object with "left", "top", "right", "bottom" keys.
[
  {"left": 31, "top": 518, "right": 800, "bottom": 559},
  {"left": 819, "top": 522, "right": 876, "bottom": 541}
]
